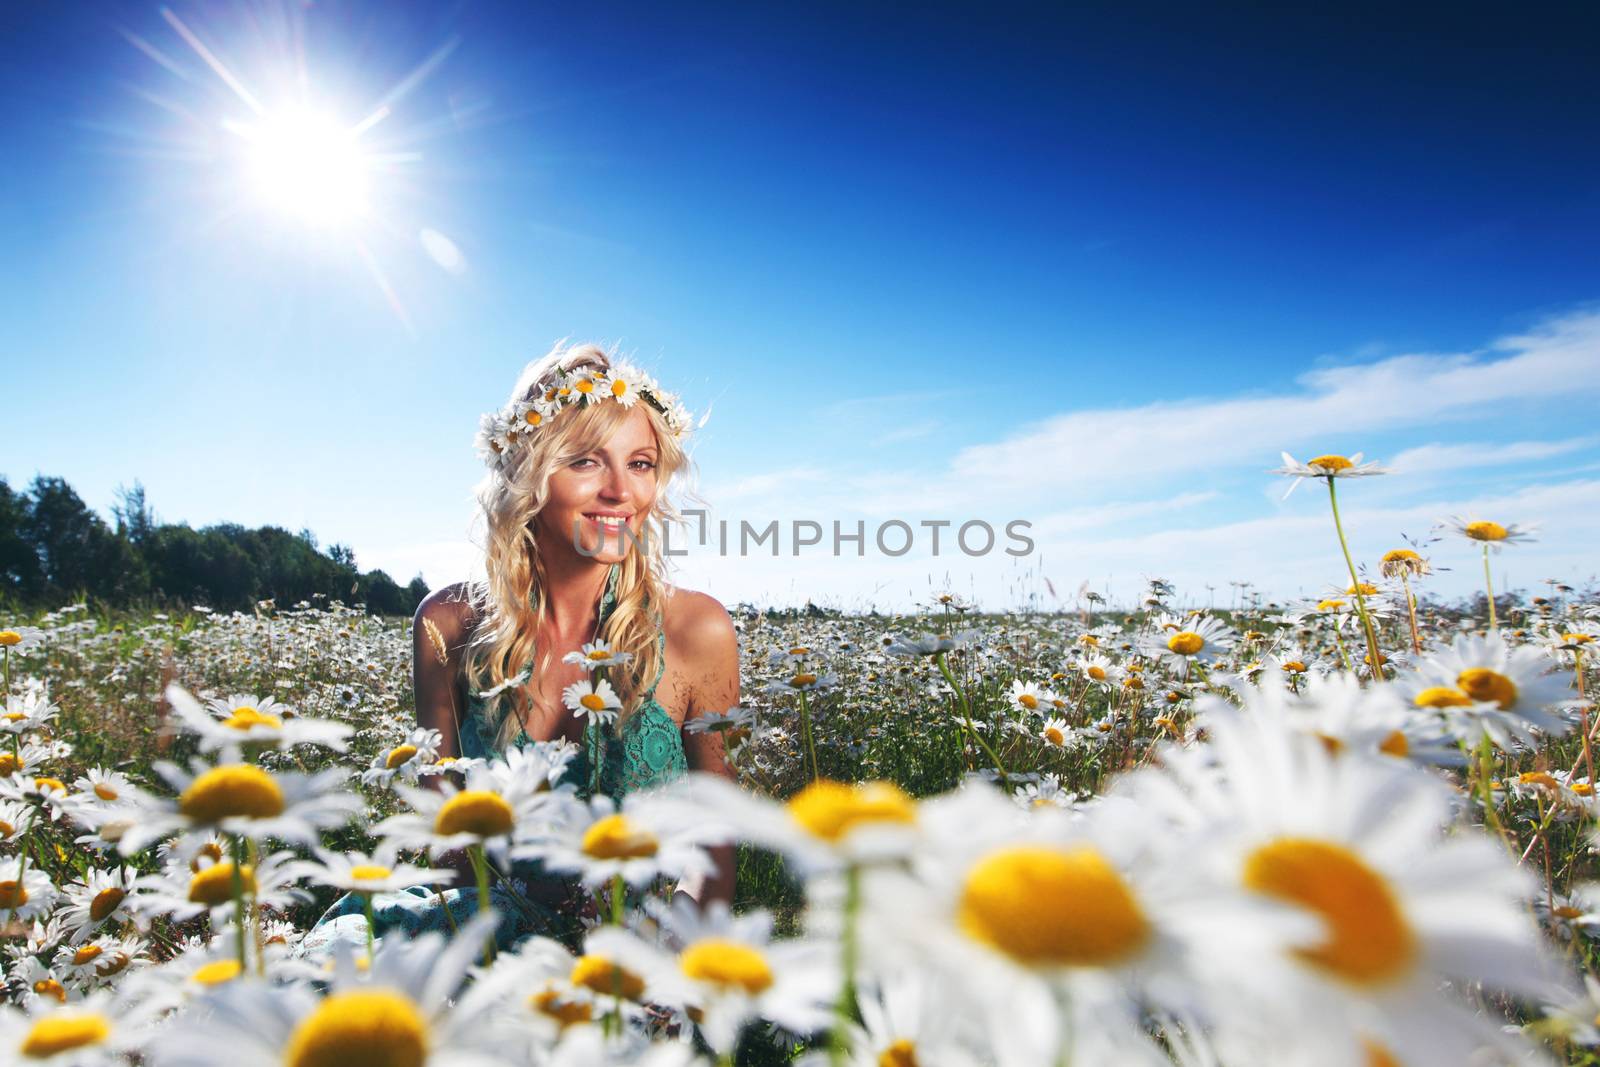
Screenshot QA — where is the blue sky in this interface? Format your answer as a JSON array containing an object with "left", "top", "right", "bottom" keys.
[{"left": 6, "top": 1, "right": 1599, "bottom": 610}]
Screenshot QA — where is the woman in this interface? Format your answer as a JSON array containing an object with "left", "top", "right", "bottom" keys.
[{"left": 303, "top": 342, "right": 739, "bottom": 956}]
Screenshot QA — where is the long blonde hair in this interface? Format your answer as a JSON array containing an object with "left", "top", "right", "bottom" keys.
[{"left": 463, "top": 342, "right": 691, "bottom": 748}]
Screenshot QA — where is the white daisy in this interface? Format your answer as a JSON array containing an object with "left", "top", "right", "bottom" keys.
[
  {"left": 520, "top": 790, "right": 717, "bottom": 891},
  {"left": 164, "top": 685, "right": 352, "bottom": 755},
  {"left": 562, "top": 677, "right": 622, "bottom": 726},
  {"left": 562, "top": 641, "right": 635, "bottom": 669},
  {"left": 1271, "top": 451, "right": 1389, "bottom": 498}
]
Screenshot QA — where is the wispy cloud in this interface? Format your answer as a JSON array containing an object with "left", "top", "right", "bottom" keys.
[{"left": 1387, "top": 436, "right": 1597, "bottom": 476}]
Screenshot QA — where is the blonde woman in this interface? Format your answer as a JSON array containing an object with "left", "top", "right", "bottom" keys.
[{"left": 302, "top": 342, "right": 738, "bottom": 955}]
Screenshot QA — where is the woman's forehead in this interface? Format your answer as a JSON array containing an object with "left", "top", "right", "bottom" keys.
[{"left": 597, "top": 405, "right": 659, "bottom": 452}]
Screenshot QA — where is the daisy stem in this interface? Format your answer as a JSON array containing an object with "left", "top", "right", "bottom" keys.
[
  {"left": 610, "top": 873, "right": 624, "bottom": 925},
  {"left": 247, "top": 838, "right": 266, "bottom": 977},
  {"left": 362, "top": 892, "right": 376, "bottom": 960},
  {"left": 229, "top": 834, "right": 248, "bottom": 971},
  {"left": 1325, "top": 480, "right": 1385, "bottom": 682},
  {"left": 798, "top": 689, "right": 820, "bottom": 783},
  {"left": 467, "top": 843, "right": 496, "bottom": 965},
  {"left": 5, "top": 808, "right": 36, "bottom": 927},
  {"left": 829, "top": 864, "right": 862, "bottom": 1067},
  {"left": 1475, "top": 737, "right": 1506, "bottom": 839},
  {"left": 1331, "top": 631, "right": 1356, "bottom": 677},
  {"left": 934, "top": 652, "right": 1011, "bottom": 787},
  {"left": 1399, "top": 573, "right": 1423, "bottom": 654},
  {"left": 1482, "top": 544, "right": 1498, "bottom": 631}
]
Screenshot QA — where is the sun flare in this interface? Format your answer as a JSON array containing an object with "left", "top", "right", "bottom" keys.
[{"left": 231, "top": 107, "right": 373, "bottom": 226}]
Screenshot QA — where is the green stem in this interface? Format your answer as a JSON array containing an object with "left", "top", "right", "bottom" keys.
[
  {"left": 1475, "top": 737, "right": 1505, "bottom": 838},
  {"left": 4, "top": 808, "right": 37, "bottom": 927},
  {"left": 1400, "top": 573, "right": 1422, "bottom": 654},
  {"left": 1325, "top": 479, "right": 1385, "bottom": 681},
  {"left": 468, "top": 844, "right": 495, "bottom": 964},
  {"left": 1482, "top": 544, "right": 1498, "bottom": 631},
  {"left": 362, "top": 892, "right": 376, "bottom": 959},
  {"left": 829, "top": 865, "right": 862, "bottom": 1067},
  {"left": 934, "top": 652, "right": 1010, "bottom": 787},
  {"left": 798, "top": 689, "right": 820, "bottom": 783},
  {"left": 229, "top": 835, "right": 248, "bottom": 971},
  {"left": 610, "top": 872, "right": 624, "bottom": 925}
]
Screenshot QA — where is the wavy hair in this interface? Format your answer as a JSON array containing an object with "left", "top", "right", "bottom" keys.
[{"left": 463, "top": 341, "right": 691, "bottom": 748}]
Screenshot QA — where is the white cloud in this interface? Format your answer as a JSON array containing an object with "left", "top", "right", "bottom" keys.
[
  {"left": 1386, "top": 436, "right": 1597, "bottom": 476},
  {"left": 944, "top": 310, "right": 1600, "bottom": 495}
]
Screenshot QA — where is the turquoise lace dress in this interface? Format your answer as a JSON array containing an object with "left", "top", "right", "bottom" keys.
[{"left": 300, "top": 565, "right": 686, "bottom": 957}]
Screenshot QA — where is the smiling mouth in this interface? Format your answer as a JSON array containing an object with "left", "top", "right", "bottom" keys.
[{"left": 584, "top": 513, "right": 632, "bottom": 527}]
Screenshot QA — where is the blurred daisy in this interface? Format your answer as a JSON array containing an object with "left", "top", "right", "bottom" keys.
[
  {"left": 1140, "top": 615, "right": 1237, "bottom": 678},
  {"left": 643, "top": 897, "right": 836, "bottom": 1055},
  {"left": 1443, "top": 516, "right": 1538, "bottom": 550},
  {"left": 117, "top": 759, "right": 359, "bottom": 857},
  {"left": 290, "top": 843, "right": 455, "bottom": 897},
  {"left": 379, "top": 757, "right": 559, "bottom": 870},
  {"left": 164, "top": 684, "right": 352, "bottom": 755},
  {"left": 361, "top": 728, "right": 444, "bottom": 788},
  {"left": 0, "top": 858, "right": 59, "bottom": 921},
  {"left": 561, "top": 641, "right": 634, "bottom": 669},
  {"left": 0, "top": 991, "right": 143, "bottom": 1066},
  {"left": 1118, "top": 700, "right": 1555, "bottom": 1067},
  {"left": 884, "top": 631, "right": 978, "bottom": 657},
  {"left": 148, "top": 913, "right": 517, "bottom": 1067},
  {"left": 132, "top": 849, "right": 306, "bottom": 928},
  {"left": 1403, "top": 631, "right": 1573, "bottom": 750},
  {"left": 521, "top": 791, "right": 717, "bottom": 890},
  {"left": 0, "top": 691, "right": 58, "bottom": 735}
]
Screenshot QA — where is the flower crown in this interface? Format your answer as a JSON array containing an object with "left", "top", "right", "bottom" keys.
[{"left": 475, "top": 359, "right": 693, "bottom": 470}]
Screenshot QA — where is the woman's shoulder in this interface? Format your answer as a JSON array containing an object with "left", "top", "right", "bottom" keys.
[
  {"left": 661, "top": 585, "right": 737, "bottom": 659},
  {"left": 413, "top": 581, "right": 481, "bottom": 650}
]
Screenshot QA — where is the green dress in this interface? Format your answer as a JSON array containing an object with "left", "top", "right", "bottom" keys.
[{"left": 300, "top": 564, "right": 686, "bottom": 957}]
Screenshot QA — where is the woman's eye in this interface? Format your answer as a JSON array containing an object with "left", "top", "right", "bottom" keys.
[
  {"left": 569, "top": 458, "right": 598, "bottom": 470},
  {"left": 631, "top": 460, "right": 657, "bottom": 471}
]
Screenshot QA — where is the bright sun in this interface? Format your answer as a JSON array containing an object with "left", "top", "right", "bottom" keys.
[{"left": 236, "top": 107, "right": 372, "bottom": 226}]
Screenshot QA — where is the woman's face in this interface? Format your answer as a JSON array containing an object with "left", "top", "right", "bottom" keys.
[{"left": 536, "top": 404, "right": 661, "bottom": 564}]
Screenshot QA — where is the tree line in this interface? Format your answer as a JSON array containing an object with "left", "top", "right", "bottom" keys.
[{"left": 0, "top": 475, "right": 429, "bottom": 616}]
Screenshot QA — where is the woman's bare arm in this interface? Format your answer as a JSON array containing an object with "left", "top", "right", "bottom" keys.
[
  {"left": 672, "top": 592, "right": 741, "bottom": 911},
  {"left": 412, "top": 583, "right": 476, "bottom": 759}
]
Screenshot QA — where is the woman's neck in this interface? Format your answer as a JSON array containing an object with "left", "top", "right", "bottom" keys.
[{"left": 540, "top": 553, "right": 613, "bottom": 639}]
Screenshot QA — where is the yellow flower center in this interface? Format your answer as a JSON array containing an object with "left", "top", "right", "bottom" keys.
[
  {"left": 879, "top": 1038, "right": 920, "bottom": 1067},
  {"left": 0, "top": 752, "right": 18, "bottom": 776},
  {"left": 72, "top": 945, "right": 102, "bottom": 966},
  {"left": 32, "top": 979, "right": 65, "bottom": 1002},
  {"left": 4, "top": 712, "right": 24, "bottom": 722},
  {"left": 786, "top": 780, "right": 917, "bottom": 842},
  {"left": 221, "top": 706, "right": 281, "bottom": 731},
  {"left": 0, "top": 631, "right": 22, "bottom": 646},
  {"left": 1242, "top": 838, "right": 1415, "bottom": 986},
  {"left": 525, "top": 410, "right": 543, "bottom": 426},
  {"left": 35, "top": 777, "right": 65, "bottom": 794},
  {"left": 586, "top": 649, "right": 612, "bottom": 661},
  {"left": 349, "top": 865, "right": 393, "bottom": 882},
  {"left": 790, "top": 672, "right": 818, "bottom": 687},
  {"left": 1457, "top": 668, "right": 1517, "bottom": 709},
  {"left": 581, "top": 814, "right": 660, "bottom": 860},
  {"left": 1574, "top": 782, "right": 1596, "bottom": 797},
  {"left": 579, "top": 693, "right": 607, "bottom": 711},
  {"left": 88, "top": 886, "right": 125, "bottom": 922},
  {"left": 1167, "top": 632, "right": 1204, "bottom": 655},
  {"left": 1378, "top": 730, "right": 1409, "bottom": 758},
  {"left": 1282, "top": 660, "right": 1307, "bottom": 673},
  {"left": 178, "top": 765, "right": 286, "bottom": 823},
  {"left": 191, "top": 841, "right": 225, "bottom": 871},
  {"left": 1080, "top": 635, "right": 1099, "bottom": 647},
  {"left": 189, "top": 863, "right": 255, "bottom": 906},
  {"left": 1087, "top": 666, "right": 1107, "bottom": 681},
  {"left": 570, "top": 955, "right": 646, "bottom": 1000},
  {"left": 1309, "top": 454, "right": 1353, "bottom": 471},
  {"left": 20, "top": 1014, "right": 111, "bottom": 1059},
  {"left": 0, "top": 880, "right": 29, "bottom": 908},
  {"left": 575, "top": 379, "right": 595, "bottom": 394},
  {"left": 680, "top": 939, "right": 775, "bottom": 994},
  {"left": 529, "top": 986, "right": 593, "bottom": 1028},
  {"left": 384, "top": 745, "right": 418, "bottom": 770},
  {"left": 1413, "top": 686, "right": 1472, "bottom": 708},
  {"left": 1464, "top": 521, "right": 1507, "bottom": 541},
  {"left": 1317, "top": 599, "right": 1346, "bottom": 612},
  {"left": 1043, "top": 726, "right": 1067, "bottom": 746},
  {"left": 1564, "top": 633, "right": 1595, "bottom": 645},
  {"left": 1346, "top": 583, "right": 1378, "bottom": 596},
  {"left": 610, "top": 379, "right": 628, "bottom": 397},
  {"left": 191, "top": 959, "right": 243, "bottom": 986},
  {"left": 93, "top": 783, "right": 119, "bottom": 801},
  {"left": 1017, "top": 693, "right": 1039, "bottom": 709},
  {"left": 958, "top": 846, "right": 1150, "bottom": 968},
  {"left": 284, "top": 989, "right": 429, "bottom": 1067},
  {"left": 1554, "top": 905, "right": 1585, "bottom": 920},
  {"left": 1363, "top": 1039, "right": 1402, "bottom": 1067},
  {"left": 1382, "top": 549, "right": 1419, "bottom": 563},
  {"left": 434, "top": 790, "right": 515, "bottom": 837},
  {"left": 1124, "top": 677, "right": 1144, "bottom": 690}
]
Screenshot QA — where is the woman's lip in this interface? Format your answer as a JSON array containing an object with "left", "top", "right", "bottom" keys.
[{"left": 584, "top": 512, "right": 632, "bottom": 519}]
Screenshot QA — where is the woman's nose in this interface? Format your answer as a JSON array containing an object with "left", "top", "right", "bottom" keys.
[{"left": 598, "top": 463, "right": 630, "bottom": 502}]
